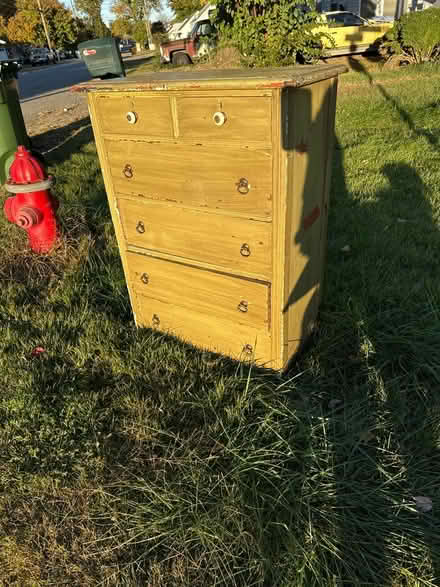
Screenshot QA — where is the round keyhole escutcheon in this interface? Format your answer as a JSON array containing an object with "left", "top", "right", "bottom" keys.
[
  {"left": 237, "top": 300, "right": 248, "bottom": 313},
  {"left": 236, "top": 178, "right": 250, "bottom": 195},
  {"left": 140, "top": 273, "right": 149, "bottom": 285},
  {"left": 213, "top": 111, "right": 227, "bottom": 126},
  {"left": 136, "top": 220, "right": 145, "bottom": 234},
  {"left": 242, "top": 344, "right": 253, "bottom": 355},
  {"left": 152, "top": 314, "right": 160, "bottom": 327},
  {"left": 240, "top": 243, "right": 251, "bottom": 257},
  {"left": 123, "top": 164, "right": 133, "bottom": 179},
  {"left": 126, "top": 111, "right": 137, "bottom": 124}
]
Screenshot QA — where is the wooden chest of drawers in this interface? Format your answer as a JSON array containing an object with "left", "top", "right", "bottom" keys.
[{"left": 82, "top": 65, "right": 346, "bottom": 370}]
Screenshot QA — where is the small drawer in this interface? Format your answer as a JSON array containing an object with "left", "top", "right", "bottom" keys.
[
  {"left": 106, "top": 139, "right": 272, "bottom": 219},
  {"left": 127, "top": 251, "right": 270, "bottom": 329},
  {"left": 135, "top": 293, "right": 271, "bottom": 363},
  {"left": 176, "top": 96, "right": 272, "bottom": 143},
  {"left": 118, "top": 198, "right": 272, "bottom": 279},
  {"left": 94, "top": 94, "right": 173, "bottom": 137}
]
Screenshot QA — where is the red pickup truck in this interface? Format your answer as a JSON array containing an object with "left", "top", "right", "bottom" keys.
[{"left": 160, "top": 20, "right": 216, "bottom": 66}]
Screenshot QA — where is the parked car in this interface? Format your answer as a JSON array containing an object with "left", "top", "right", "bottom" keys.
[
  {"left": 160, "top": 19, "right": 215, "bottom": 65},
  {"left": 161, "top": 10, "right": 391, "bottom": 64},
  {"left": 317, "top": 11, "right": 393, "bottom": 56},
  {"left": 47, "top": 49, "right": 58, "bottom": 63},
  {"left": 119, "top": 44, "right": 133, "bottom": 56},
  {"left": 29, "top": 48, "right": 49, "bottom": 66},
  {"left": 0, "top": 44, "right": 23, "bottom": 68}
]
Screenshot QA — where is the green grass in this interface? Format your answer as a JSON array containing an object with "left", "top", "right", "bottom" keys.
[{"left": 1, "top": 63, "right": 440, "bottom": 586}]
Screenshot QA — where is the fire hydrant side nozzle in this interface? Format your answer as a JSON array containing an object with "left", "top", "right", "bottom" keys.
[{"left": 4, "top": 146, "right": 59, "bottom": 253}]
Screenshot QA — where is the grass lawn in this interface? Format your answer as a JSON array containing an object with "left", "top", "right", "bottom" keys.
[{"left": 1, "top": 63, "right": 440, "bottom": 586}]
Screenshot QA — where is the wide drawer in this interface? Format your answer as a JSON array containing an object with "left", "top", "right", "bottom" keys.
[
  {"left": 176, "top": 96, "right": 272, "bottom": 143},
  {"left": 94, "top": 94, "right": 173, "bottom": 137},
  {"left": 118, "top": 198, "right": 272, "bottom": 279},
  {"left": 106, "top": 139, "right": 272, "bottom": 218},
  {"left": 135, "top": 293, "right": 271, "bottom": 363},
  {"left": 127, "top": 251, "right": 270, "bottom": 329}
]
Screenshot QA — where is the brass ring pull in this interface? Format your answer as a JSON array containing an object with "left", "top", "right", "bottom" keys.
[
  {"left": 237, "top": 300, "right": 248, "bottom": 313},
  {"left": 240, "top": 243, "right": 251, "bottom": 257},
  {"left": 152, "top": 314, "right": 160, "bottom": 327},
  {"left": 140, "top": 272, "right": 149, "bottom": 285},
  {"left": 242, "top": 344, "right": 253, "bottom": 355},
  {"left": 123, "top": 164, "right": 133, "bottom": 179},
  {"left": 236, "top": 178, "right": 249, "bottom": 195},
  {"left": 136, "top": 221, "right": 145, "bottom": 234},
  {"left": 126, "top": 111, "right": 137, "bottom": 124}
]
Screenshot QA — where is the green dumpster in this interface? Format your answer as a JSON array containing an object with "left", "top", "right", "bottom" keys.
[
  {"left": 78, "top": 37, "right": 126, "bottom": 79},
  {"left": 0, "top": 61, "right": 29, "bottom": 186}
]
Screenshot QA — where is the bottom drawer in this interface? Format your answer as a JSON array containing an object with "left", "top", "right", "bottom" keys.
[
  {"left": 127, "top": 251, "right": 270, "bottom": 329},
  {"left": 135, "top": 294, "right": 271, "bottom": 363}
]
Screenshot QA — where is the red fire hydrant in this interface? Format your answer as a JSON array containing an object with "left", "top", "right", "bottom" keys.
[{"left": 4, "top": 146, "right": 59, "bottom": 253}]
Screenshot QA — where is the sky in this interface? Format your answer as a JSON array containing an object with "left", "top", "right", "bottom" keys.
[{"left": 62, "top": 0, "right": 173, "bottom": 26}]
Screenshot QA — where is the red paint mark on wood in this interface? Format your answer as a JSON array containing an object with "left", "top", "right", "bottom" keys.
[{"left": 303, "top": 205, "right": 320, "bottom": 230}]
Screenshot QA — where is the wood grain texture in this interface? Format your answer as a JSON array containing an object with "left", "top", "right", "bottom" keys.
[
  {"left": 176, "top": 96, "right": 271, "bottom": 143},
  {"left": 283, "top": 79, "right": 334, "bottom": 362},
  {"left": 86, "top": 94, "right": 139, "bottom": 324},
  {"left": 106, "top": 139, "right": 273, "bottom": 219},
  {"left": 86, "top": 72, "right": 343, "bottom": 370},
  {"left": 74, "top": 64, "right": 348, "bottom": 93},
  {"left": 269, "top": 89, "right": 289, "bottom": 370},
  {"left": 95, "top": 93, "right": 173, "bottom": 137},
  {"left": 127, "top": 251, "right": 270, "bottom": 329},
  {"left": 118, "top": 198, "right": 272, "bottom": 279},
  {"left": 135, "top": 293, "right": 272, "bottom": 364}
]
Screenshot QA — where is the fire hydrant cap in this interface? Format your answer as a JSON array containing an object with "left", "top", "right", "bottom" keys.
[{"left": 8, "top": 146, "right": 46, "bottom": 185}]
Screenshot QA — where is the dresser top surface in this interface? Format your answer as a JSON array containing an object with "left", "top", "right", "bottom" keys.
[{"left": 74, "top": 64, "right": 348, "bottom": 93}]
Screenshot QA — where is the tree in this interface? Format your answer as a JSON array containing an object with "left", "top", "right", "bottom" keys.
[
  {"left": 51, "top": 5, "right": 79, "bottom": 48},
  {"left": 382, "top": 7, "right": 440, "bottom": 64},
  {"left": 169, "top": 0, "right": 203, "bottom": 21},
  {"left": 7, "top": 0, "right": 82, "bottom": 48},
  {"left": 214, "top": 0, "right": 332, "bottom": 66},
  {"left": 111, "top": 16, "right": 132, "bottom": 37},
  {"left": 112, "top": 0, "right": 144, "bottom": 22},
  {"left": 0, "top": 0, "right": 16, "bottom": 20},
  {"left": 132, "top": 19, "right": 147, "bottom": 44},
  {"left": 111, "top": 0, "right": 160, "bottom": 47},
  {"left": 0, "top": 16, "right": 9, "bottom": 40},
  {"left": 76, "top": 0, "right": 108, "bottom": 37},
  {"left": 7, "top": 9, "right": 43, "bottom": 44}
]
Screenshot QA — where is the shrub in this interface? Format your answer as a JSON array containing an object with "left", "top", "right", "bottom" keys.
[
  {"left": 213, "top": 0, "right": 332, "bottom": 67},
  {"left": 382, "top": 7, "right": 440, "bottom": 64}
]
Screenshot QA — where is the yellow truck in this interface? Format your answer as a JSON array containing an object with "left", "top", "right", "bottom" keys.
[{"left": 317, "top": 11, "right": 393, "bottom": 56}]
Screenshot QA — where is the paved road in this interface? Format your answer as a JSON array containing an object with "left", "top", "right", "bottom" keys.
[
  {"left": 18, "top": 59, "right": 91, "bottom": 123},
  {"left": 18, "top": 54, "right": 153, "bottom": 125}
]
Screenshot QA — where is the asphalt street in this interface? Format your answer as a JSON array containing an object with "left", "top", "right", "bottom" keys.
[
  {"left": 17, "top": 54, "right": 153, "bottom": 125},
  {"left": 18, "top": 59, "right": 91, "bottom": 123}
]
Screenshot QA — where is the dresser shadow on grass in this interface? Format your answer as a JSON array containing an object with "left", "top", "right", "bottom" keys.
[
  {"left": 285, "top": 60, "right": 440, "bottom": 583},
  {"left": 9, "top": 67, "right": 440, "bottom": 583}
]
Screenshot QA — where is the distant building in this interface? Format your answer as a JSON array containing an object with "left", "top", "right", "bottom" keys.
[{"left": 317, "top": 0, "right": 409, "bottom": 18}]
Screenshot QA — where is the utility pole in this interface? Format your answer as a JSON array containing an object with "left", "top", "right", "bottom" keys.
[
  {"left": 143, "top": 0, "right": 155, "bottom": 49},
  {"left": 36, "top": 0, "right": 53, "bottom": 50},
  {"left": 70, "top": 0, "right": 77, "bottom": 18}
]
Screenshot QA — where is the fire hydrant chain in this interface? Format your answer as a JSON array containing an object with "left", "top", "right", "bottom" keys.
[{"left": 3, "top": 146, "right": 59, "bottom": 253}]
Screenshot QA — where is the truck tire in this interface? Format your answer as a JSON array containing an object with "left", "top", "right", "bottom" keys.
[{"left": 172, "top": 52, "right": 191, "bottom": 66}]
